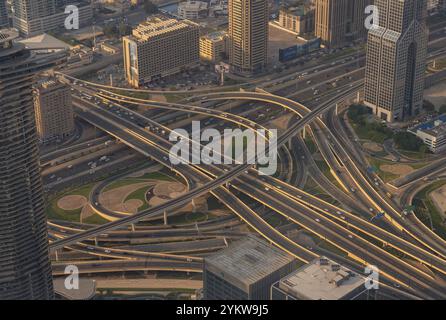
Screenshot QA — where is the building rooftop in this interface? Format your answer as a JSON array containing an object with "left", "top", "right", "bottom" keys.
[
  {"left": 201, "top": 31, "right": 227, "bottom": 41},
  {"left": 280, "top": 3, "right": 313, "bottom": 16},
  {"left": 205, "top": 235, "right": 296, "bottom": 286},
  {"left": 410, "top": 114, "right": 446, "bottom": 137},
  {"left": 276, "top": 257, "right": 364, "bottom": 300},
  {"left": 178, "top": 1, "right": 208, "bottom": 11},
  {"left": 130, "top": 16, "right": 198, "bottom": 42},
  {"left": 0, "top": 28, "right": 19, "bottom": 44},
  {"left": 19, "top": 33, "right": 72, "bottom": 51}
]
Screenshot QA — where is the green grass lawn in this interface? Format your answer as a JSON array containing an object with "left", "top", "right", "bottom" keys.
[
  {"left": 350, "top": 122, "right": 392, "bottom": 144},
  {"left": 46, "top": 183, "right": 96, "bottom": 222},
  {"left": 366, "top": 157, "right": 402, "bottom": 183},
  {"left": 165, "top": 93, "right": 191, "bottom": 103},
  {"left": 264, "top": 213, "right": 284, "bottom": 228},
  {"left": 413, "top": 180, "right": 446, "bottom": 241},
  {"left": 104, "top": 170, "right": 175, "bottom": 192},
  {"left": 103, "top": 178, "right": 151, "bottom": 192},
  {"left": 124, "top": 186, "right": 151, "bottom": 212},
  {"left": 304, "top": 136, "right": 317, "bottom": 154},
  {"left": 168, "top": 212, "right": 208, "bottom": 225},
  {"left": 397, "top": 149, "right": 433, "bottom": 161},
  {"left": 207, "top": 196, "right": 223, "bottom": 210},
  {"left": 139, "top": 171, "right": 174, "bottom": 181},
  {"left": 314, "top": 159, "right": 345, "bottom": 191}
]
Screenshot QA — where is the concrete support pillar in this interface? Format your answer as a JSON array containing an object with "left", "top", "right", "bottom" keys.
[
  {"left": 164, "top": 210, "right": 168, "bottom": 225},
  {"left": 302, "top": 126, "right": 307, "bottom": 139},
  {"left": 191, "top": 198, "right": 196, "bottom": 213},
  {"left": 131, "top": 224, "right": 135, "bottom": 232},
  {"left": 94, "top": 237, "right": 98, "bottom": 246}
]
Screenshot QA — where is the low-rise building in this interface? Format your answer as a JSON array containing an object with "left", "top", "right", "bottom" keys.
[
  {"left": 278, "top": 4, "right": 314, "bottom": 35},
  {"left": 66, "top": 44, "right": 94, "bottom": 69},
  {"left": 177, "top": 1, "right": 208, "bottom": 19},
  {"left": 408, "top": 114, "right": 446, "bottom": 153},
  {"left": 100, "top": 41, "right": 120, "bottom": 54},
  {"left": 271, "top": 256, "right": 367, "bottom": 300},
  {"left": 199, "top": 31, "right": 228, "bottom": 63},
  {"left": 33, "top": 79, "right": 74, "bottom": 143},
  {"left": 123, "top": 16, "right": 200, "bottom": 87},
  {"left": 204, "top": 235, "right": 298, "bottom": 300}
]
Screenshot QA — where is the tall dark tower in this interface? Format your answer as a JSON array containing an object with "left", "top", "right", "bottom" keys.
[
  {"left": 0, "top": 28, "right": 63, "bottom": 299},
  {"left": 364, "top": 0, "right": 428, "bottom": 122},
  {"left": 0, "top": 0, "right": 8, "bottom": 27}
]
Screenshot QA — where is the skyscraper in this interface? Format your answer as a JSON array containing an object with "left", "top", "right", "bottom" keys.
[
  {"left": 123, "top": 16, "right": 200, "bottom": 88},
  {"left": 0, "top": 0, "right": 8, "bottom": 27},
  {"left": 315, "top": 0, "right": 349, "bottom": 47},
  {"left": 0, "top": 28, "right": 63, "bottom": 299},
  {"left": 228, "top": 0, "right": 268, "bottom": 74},
  {"left": 34, "top": 78, "right": 74, "bottom": 143},
  {"left": 315, "top": 0, "right": 371, "bottom": 48},
  {"left": 364, "top": 0, "right": 428, "bottom": 122},
  {"left": 12, "top": 0, "right": 93, "bottom": 37}
]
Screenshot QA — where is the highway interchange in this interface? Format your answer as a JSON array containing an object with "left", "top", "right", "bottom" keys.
[{"left": 43, "top": 25, "right": 446, "bottom": 299}]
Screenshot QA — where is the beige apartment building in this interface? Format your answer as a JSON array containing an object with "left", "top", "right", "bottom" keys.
[
  {"left": 315, "top": 0, "right": 371, "bottom": 48},
  {"left": 278, "top": 5, "right": 315, "bottom": 35},
  {"left": 199, "top": 31, "right": 228, "bottom": 63},
  {"left": 33, "top": 79, "right": 74, "bottom": 143},
  {"left": 123, "top": 16, "right": 200, "bottom": 87},
  {"left": 228, "top": 0, "right": 268, "bottom": 74},
  {"left": 364, "top": 0, "right": 428, "bottom": 122}
]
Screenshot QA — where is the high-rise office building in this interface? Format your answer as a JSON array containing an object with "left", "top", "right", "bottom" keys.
[
  {"left": 315, "top": 0, "right": 371, "bottom": 48},
  {"left": 34, "top": 79, "right": 74, "bottom": 143},
  {"left": 0, "top": 0, "right": 8, "bottom": 27},
  {"left": 315, "top": 0, "right": 349, "bottom": 47},
  {"left": 12, "top": 0, "right": 93, "bottom": 37},
  {"left": 364, "top": 0, "right": 428, "bottom": 122},
  {"left": 203, "top": 235, "right": 298, "bottom": 300},
  {"left": 228, "top": 0, "right": 268, "bottom": 74},
  {"left": 123, "top": 16, "right": 200, "bottom": 88},
  {"left": 0, "top": 28, "right": 62, "bottom": 299}
]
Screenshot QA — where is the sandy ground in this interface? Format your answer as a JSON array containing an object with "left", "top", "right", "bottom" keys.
[
  {"left": 151, "top": 94, "right": 167, "bottom": 102},
  {"left": 149, "top": 182, "right": 207, "bottom": 213},
  {"left": 380, "top": 164, "right": 414, "bottom": 176},
  {"left": 127, "top": 164, "right": 164, "bottom": 178},
  {"left": 80, "top": 203, "right": 95, "bottom": 222},
  {"left": 363, "top": 142, "right": 383, "bottom": 153},
  {"left": 269, "top": 113, "right": 293, "bottom": 133},
  {"left": 123, "top": 199, "right": 144, "bottom": 213},
  {"left": 153, "top": 182, "right": 186, "bottom": 198},
  {"left": 57, "top": 195, "right": 88, "bottom": 210},
  {"left": 424, "top": 81, "right": 446, "bottom": 109},
  {"left": 430, "top": 184, "right": 446, "bottom": 218},
  {"left": 99, "top": 182, "right": 153, "bottom": 214},
  {"left": 95, "top": 278, "right": 202, "bottom": 290}
]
